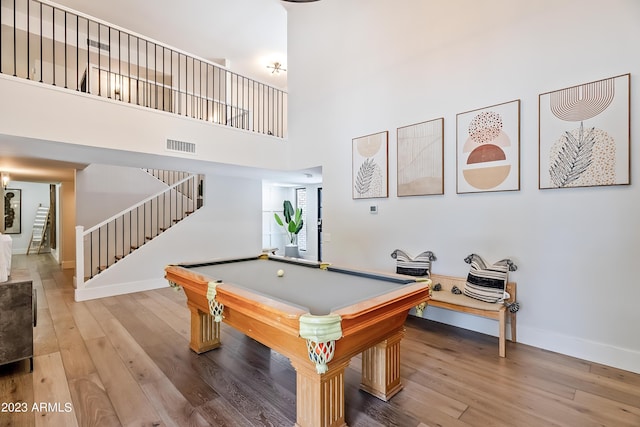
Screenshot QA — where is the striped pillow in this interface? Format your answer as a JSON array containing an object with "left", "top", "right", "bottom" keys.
[
  {"left": 463, "top": 254, "right": 517, "bottom": 303},
  {"left": 391, "top": 249, "right": 436, "bottom": 277}
]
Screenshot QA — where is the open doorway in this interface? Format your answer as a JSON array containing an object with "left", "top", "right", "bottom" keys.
[{"left": 262, "top": 182, "right": 321, "bottom": 261}]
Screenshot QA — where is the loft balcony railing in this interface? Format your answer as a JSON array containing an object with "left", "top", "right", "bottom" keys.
[
  {"left": 0, "top": 0, "right": 287, "bottom": 137},
  {"left": 75, "top": 173, "right": 203, "bottom": 287}
]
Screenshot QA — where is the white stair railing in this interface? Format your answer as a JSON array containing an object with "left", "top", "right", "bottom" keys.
[{"left": 75, "top": 173, "right": 203, "bottom": 288}]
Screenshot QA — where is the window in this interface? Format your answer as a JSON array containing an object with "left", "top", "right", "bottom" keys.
[{"left": 296, "top": 188, "right": 307, "bottom": 251}]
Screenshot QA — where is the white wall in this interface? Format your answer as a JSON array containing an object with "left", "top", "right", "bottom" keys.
[
  {"left": 286, "top": 0, "right": 640, "bottom": 373},
  {"left": 76, "top": 164, "right": 168, "bottom": 227},
  {"left": 0, "top": 74, "right": 290, "bottom": 172}
]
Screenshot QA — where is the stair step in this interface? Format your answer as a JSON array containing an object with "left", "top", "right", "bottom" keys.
[{"left": 115, "top": 255, "right": 124, "bottom": 261}]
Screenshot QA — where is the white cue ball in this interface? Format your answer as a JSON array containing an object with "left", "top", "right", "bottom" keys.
[{"left": 277, "top": 269, "right": 285, "bottom": 277}]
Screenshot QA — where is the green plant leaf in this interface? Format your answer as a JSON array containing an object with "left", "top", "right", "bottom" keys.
[
  {"left": 274, "top": 213, "right": 284, "bottom": 226},
  {"left": 283, "top": 200, "right": 294, "bottom": 223}
]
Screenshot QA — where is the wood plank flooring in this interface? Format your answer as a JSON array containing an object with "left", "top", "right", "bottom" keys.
[{"left": 1, "top": 254, "right": 639, "bottom": 426}]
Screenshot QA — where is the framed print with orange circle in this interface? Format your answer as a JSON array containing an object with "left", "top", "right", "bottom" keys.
[{"left": 456, "top": 100, "right": 521, "bottom": 194}]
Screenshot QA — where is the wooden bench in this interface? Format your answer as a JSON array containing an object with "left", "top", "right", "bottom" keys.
[{"left": 416, "top": 274, "right": 517, "bottom": 357}]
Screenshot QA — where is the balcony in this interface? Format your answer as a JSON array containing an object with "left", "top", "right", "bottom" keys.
[{"left": 0, "top": 0, "right": 287, "bottom": 138}]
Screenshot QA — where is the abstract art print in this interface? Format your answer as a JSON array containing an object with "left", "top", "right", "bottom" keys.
[
  {"left": 456, "top": 100, "right": 520, "bottom": 193},
  {"left": 352, "top": 131, "right": 388, "bottom": 199},
  {"left": 539, "top": 74, "right": 630, "bottom": 189},
  {"left": 397, "top": 118, "right": 444, "bottom": 196},
  {"left": 4, "top": 189, "right": 21, "bottom": 234}
]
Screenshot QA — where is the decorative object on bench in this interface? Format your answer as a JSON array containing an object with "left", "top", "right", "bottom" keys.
[
  {"left": 463, "top": 253, "right": 517, "bottom": 303},
  {"left": 390, "top": 249, "right": 436, "bottom": 277},
  {"left": 397, "top": 252, "right": 519, "bottom": 357},
  {"left": 505, "top": 301, "right": 520, "bottom": 313}
]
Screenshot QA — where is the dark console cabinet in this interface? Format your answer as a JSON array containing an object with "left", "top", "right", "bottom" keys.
[{"left": 0, "top": 274, "right": 36, "bottom": 371}]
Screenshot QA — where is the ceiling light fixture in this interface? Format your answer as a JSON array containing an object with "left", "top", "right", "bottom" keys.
[{"left": 267, "top": 62, "right": 287, "bottom": 74}]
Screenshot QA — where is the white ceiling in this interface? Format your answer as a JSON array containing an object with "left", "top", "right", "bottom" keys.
[
  {"left": 52, "top": 0, "right": 290, "bottom": 90},
  {"left": 0, "top": 0, "right": 323, "bottom": 186}
]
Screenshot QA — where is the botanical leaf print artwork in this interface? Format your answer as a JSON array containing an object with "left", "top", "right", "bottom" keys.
[
  {"left": 352, "top": 132, "right": 388, "bottom": 199},
  {"left": 548, "top": 78, "right": 615, "bottom": 187},
  {"left": 539, "top": 74, "right": 629, "bottom": 189},
  {"left": 548, "top": 123, "right": 616, "bottom": 187}
]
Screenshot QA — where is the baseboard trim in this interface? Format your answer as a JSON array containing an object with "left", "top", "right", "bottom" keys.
[
  {"left": 416, "top": 306, "right": 640, "bottom": 375},
  {"left": 74, "top": 278, "right": 167, "bottom": 302},
  {"left": 519, "top": 325, "right": 640, "bottom": 375}
]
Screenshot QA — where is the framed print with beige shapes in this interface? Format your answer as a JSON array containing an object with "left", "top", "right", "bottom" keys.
[
  {"left": 456, "top": 100, "right": 521, "bottom": 193},
  {"left": 353, "top": 131, "right": 389, "bottom": 199},
  {"left": 397, "top": 118, "right": 444, "bottom": 196},
  {"left": 539, "top": 74, "right": 630, "bottom": 189}
]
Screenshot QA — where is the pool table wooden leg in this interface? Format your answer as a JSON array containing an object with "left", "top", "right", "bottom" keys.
[
  {"left": 188, "top": 305, "right": 221, "bottom": 354},
  {"left": 359, "top": 328, "right": 405, "bottom": 401},
  {"left": 291, "top": 358, "right": 350, "bottom": 427}
]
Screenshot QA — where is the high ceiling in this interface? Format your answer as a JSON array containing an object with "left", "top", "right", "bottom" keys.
[
  {"left": 0, "top": 1, "right": 323, "bottom": 186},
  {"left": 52, "top": 0, "right": 290, "bottom": 90}
]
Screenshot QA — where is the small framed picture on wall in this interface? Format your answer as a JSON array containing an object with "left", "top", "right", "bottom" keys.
[{"left": 4, "top": 189, "right": 22, "bottom": 234}]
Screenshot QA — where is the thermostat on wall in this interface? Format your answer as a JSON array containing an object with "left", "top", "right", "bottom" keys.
[{"left": 370, "top": 205, "right": 378, "bottom": 214}]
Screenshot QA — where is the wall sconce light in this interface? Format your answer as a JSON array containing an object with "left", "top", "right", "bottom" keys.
[
  {"left": 267, "top": 62, "right": 287, "bottom": 74},
  {"left": 1, "top": 173, "right": 9, "bottom": 190}
]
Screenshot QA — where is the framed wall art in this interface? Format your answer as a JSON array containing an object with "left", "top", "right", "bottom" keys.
[
  {"left": 456, "top": 100, "right": 521, "bottom": 193},
  {"left": 397, "top": 118, "right": 444, "bottom": 197},
  {"left": 352, "top": 131, "right": 388, "bottom": 199},
  {"left": 538, "top": 74, "right": 630, "bottom": 189},
  {"left": 4, "top": 189, "right": 22, "bottom": 234}
]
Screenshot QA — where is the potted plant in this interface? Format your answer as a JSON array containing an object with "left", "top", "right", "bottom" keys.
[{"left": 274, "top": 200, "right": 303, "bottom": 257}]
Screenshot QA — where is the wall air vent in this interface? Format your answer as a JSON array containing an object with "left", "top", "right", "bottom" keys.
[
  {"left": 166, "top": 139, "right": 197, "bottom": 154},
  {"left": 87, "top": 38, "right": 110, "bottom": 51}
]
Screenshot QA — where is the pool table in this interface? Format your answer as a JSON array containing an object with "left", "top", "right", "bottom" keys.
[{"left": 164, "top": 254, "right": 431, "bottom": 427}]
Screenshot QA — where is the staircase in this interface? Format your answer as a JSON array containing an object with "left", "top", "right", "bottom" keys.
[
  {"left": 27, "top": 204, "right": 51, "bottom": 254},
  {"left": 76, "top": 169, "right": 204, "bottom": 283}
]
